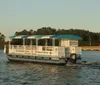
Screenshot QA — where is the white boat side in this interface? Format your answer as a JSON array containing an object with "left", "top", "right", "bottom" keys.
[{"left": 4, "top": 35, "right": 82, "bottom": 64}]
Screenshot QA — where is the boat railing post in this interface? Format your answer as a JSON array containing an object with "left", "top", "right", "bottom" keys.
[
  {"left": 45, "top": 39, "right": 47, "bottom": 51},
  {"left": 36, "top": 39, "right": 38, "bottom": 51},
  {"left": 8, "top": 39, "right": 11, "bottom": 53},
  {"left": 52, "top": 38, "right": 55, "bottom": 52},
  {"left": 23, "top": 38, "right": 25, "bottom": 54},
  {"left": 59, "top": 39, "right": 61, "bottom": 47},
  {"left": 58, "top": 39, "right": 61, "bottom": 54},
  {"left": 9, "top": 39, "right": 11, "bottom": 48},
  {"left": 30, "top": 39, "right": 33, "bottom": 55}
]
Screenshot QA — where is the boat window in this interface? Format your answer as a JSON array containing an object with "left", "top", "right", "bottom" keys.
[
  {"left": 55, "top": 39, "right": 59, "bottom": 46},
  {"left": 11, "top": 39, "right": 23, "bottom": 45},
  {"left": 70, "top": 41, "right": 78, "bottom": 46}
]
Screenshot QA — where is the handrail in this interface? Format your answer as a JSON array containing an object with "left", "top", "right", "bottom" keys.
[
  {"left": 9, "top": 45, "right": 59, "bottom": 51},
  {"left": 8, "top": 45, "right": 66, "bottom": 57}
]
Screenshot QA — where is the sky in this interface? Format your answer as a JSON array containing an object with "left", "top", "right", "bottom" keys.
[{"left": 0, "top": 0, "right": 100, "bottom": 37}]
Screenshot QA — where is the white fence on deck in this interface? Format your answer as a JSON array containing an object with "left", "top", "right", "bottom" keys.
[{"left": 9, "top": 45, "right": 65, "bottom": 57}]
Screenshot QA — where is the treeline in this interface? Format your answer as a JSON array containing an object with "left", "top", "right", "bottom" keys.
[
  {"left": 14, "top": 27, "right": 100, "bottom": 46},
  {"left": 0, "top": 33, "right": 5, "bottom": 49}
]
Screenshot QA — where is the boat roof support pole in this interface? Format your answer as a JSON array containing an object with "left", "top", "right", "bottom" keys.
[
  {"left": 45, "top": 39, "right": 48, "bottom": 46},
  {"left": 23, "top": 38, "right": 25, "bottom": 53},
  {"left": 23, "top": 38, "right": 25, "bottom": 45},
  {"left": 45, "top": 39, "right": 48, "bottom": 51},
  {"left": 52, "top": 38, "right": 55, "bottom": 51},
  {"left": 36, "top": 39, "right": 38, "bottom": 50},
  {"left": 9, "top": 39, "right": 11, "bottom": 49},
  {"left": 59, "top": 39, "right": 61, "bottom": 46},
  {"left": 52, "top": 38, "right": 55, "bottom": 46},
  {"left": 9, "top": 39, "right": 11, "bottom": 45},
  {"left": 30, "top": 39, "right": 33, "bottom": 45},
  {"left": 30, "top": 39, "right": 32, "bottom": 50}
]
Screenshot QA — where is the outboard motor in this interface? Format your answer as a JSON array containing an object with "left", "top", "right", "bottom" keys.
[{"left": 68, "top": 54, "right": 77, "bottom": 64}]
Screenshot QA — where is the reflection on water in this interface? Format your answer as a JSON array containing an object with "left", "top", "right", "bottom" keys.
[{"left": 0, "top": 50, "right": 100, "bottom": 85}]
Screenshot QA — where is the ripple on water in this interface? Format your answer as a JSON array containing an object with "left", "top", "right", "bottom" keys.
[{"left": 0, "top": 51, "right": 100, "bottom": 85}]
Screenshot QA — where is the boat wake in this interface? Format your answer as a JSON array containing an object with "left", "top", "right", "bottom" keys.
[{"left": 66, "top": 61, "right": 100, "bottom": 67}]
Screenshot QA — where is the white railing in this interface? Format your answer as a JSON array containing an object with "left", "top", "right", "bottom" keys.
[
  {"left": 9, "top": 45, "right": 63, "bottom": 57},
  {"left": 9, "top": 45, "right": 56, "bottom": 51}
]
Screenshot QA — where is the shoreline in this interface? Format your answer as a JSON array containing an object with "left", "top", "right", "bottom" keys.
[
  {"left": 1, "top": 46, "right": 100, "bottom": 51},
  {"left": 81, "top": 46, "right": 100, "bottom": 51}
]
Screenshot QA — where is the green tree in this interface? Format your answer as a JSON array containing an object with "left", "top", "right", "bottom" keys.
[
  {"left": 14, "top": 27, "right": 100, "bottom": 46},
  {"left": 36, "top": 27, "right": 56, "bottom": 35}
]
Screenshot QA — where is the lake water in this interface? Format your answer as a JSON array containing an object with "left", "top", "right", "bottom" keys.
[{"left": 0, "top": 50, "right": 100, "bottom": 85}]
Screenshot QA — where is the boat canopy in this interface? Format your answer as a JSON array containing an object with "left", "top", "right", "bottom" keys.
[{"left": 9, "top": 35, "right": 82, "bottom": 40}]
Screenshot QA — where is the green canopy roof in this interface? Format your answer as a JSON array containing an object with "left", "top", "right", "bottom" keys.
[
  {"left": 51, "top": 35, "right": 82, "bottom": 40},
  {"left": 9, "top": 35, "right": 82, "bottom": 40}
]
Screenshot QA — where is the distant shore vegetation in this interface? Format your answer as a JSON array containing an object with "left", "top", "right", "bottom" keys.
[
  {"left": 1, "top": 27, "right": 100, "bottom": 49},
  {"left": 15, "top": 27, "right": 100, "bottom": 46}
]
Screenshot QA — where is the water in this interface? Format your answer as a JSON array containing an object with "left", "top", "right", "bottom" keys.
[{"left": 0, "top": 50, "right": 100, "bottom": 85}]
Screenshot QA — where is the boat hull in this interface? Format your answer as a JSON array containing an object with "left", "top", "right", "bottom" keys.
[{"left": 7, "top": 55, "right": 66, "bottom": 65}]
